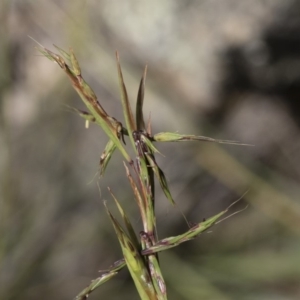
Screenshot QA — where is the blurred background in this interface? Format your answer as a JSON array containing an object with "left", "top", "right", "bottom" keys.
[{"left": 1, "top": 1, "right": 300, "bottom": 299}]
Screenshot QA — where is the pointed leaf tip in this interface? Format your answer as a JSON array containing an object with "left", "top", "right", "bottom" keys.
[
  {"left": 153, "top": 132, "right": 253, "bottom": 146},
  {"left": 136, "top": 65, "right": 148, "bottom": 131},
  {"left": 116, "top": 52, "right": 136, "bottom": 147}
]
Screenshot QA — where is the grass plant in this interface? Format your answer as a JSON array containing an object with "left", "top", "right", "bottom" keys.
[{"left": 35, "top": 42, "right": 248, "bottom": 300}]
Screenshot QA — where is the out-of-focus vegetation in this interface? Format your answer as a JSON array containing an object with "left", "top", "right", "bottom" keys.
[{"left": 1, "top": 1, "right": 300, "bottom": 299}]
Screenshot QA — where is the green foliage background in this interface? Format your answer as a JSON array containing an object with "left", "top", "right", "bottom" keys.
[{"left": 1, "top": 1, "right": 300, "bottom": 299}]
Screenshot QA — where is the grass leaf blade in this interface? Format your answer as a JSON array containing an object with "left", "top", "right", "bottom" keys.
[
  {"left": 145, "top": 153, "right": 175, "bottom": 205},
  {"left": 153, "top": 132, "right": 253, "bottom": 146},
  {"left": 116, "top": 52, "right": 136, "bottom": 148},
  {"left": 107, "top": 188, "right": 140, "bottom": 248},
  {"left": 104, "top": 203, "right": 156, "bottom": 300},
  {"left": 136, "top": 65, "right": 147, "bottom": 131}
]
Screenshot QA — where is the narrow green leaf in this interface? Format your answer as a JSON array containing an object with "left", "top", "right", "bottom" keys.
[
  {"left": 75, "top": 258, "right": 126, "bottom": 300},
  {"left": 145, "top": 153, "right": 175, "bottom": 205},
  {"left": 108, "top": 187, "right": 140, "bottom": 249},
  {"left": 75, "top": 272, "right": 118, "bottom": 300},
  {"left": 142, "top": 211, "right": 225, "bottom": 255},
  {"left": 141, "top": 134, "right": 162, "bottom": 155},
  {"left": 136, "top": 65, "right": 147, "bottom": 131},
  {"left": 116, "top": 52, "right": 136, "bottom": 149},
  {"left": 142, "top": 198, "right": 246, "bottom": 256},
  {"left": 104, "top": 203, "right": 156, "bottom": 300},
  {"left": 153, "top": 132, "right": 253, "bottom": 146}
]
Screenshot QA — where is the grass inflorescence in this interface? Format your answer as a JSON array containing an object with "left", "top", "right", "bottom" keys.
[{"left": 35, "top": 41, "right": 248, "bottom": 300}]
